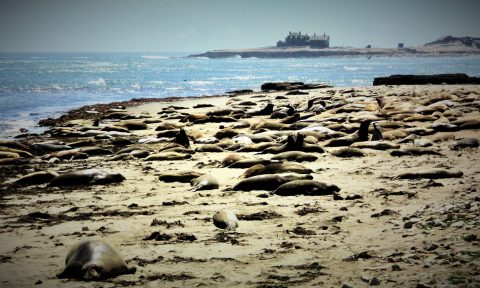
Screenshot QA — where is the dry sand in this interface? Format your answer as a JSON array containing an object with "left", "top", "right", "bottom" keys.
[{"left": 0, "top": 84, "right": 479, "bottom": 287}]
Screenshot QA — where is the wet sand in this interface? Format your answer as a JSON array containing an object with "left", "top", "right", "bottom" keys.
[{"left": 0, "top": 84, "right": 479, "bottom": 287}]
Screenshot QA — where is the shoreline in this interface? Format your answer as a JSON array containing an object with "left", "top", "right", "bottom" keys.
[{"left": 189, "top": 46, "right": 480, "bottom": 59}]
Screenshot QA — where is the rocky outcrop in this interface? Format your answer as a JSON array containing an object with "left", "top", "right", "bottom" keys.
[
  {"left": 425, "top": 36, "right": 480, "bottom": 48},
  {"left": 373, "top": 73, "right": 480, "bottom": 86},
  {"left": 260, "top": 82, "right": 331, "bottom": 91}
]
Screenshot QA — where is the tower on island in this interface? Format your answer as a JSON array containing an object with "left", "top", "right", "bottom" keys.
[{"left": 276, "top": 31, "right": 330, "bottom": 49}]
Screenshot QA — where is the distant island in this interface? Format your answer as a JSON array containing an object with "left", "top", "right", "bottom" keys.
[{"left": 189, "top": 33, "right": 480, "bottom": 58}]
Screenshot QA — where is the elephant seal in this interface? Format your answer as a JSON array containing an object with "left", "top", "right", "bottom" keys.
[
  {"left": 213, "top": 210, "right": 239, "bottom": 231},
  {"left": 350, "top": 141, "right": 399, "bottom": 150},
  {"left": 271, "top": 151, "right": 318, "bottom": 162},
  {"left": 243, "top": 163, "right": 313, "bottom": 178},
  {"left": 0, "top": 140, "right": 29, "bottom": 151},
  {"left": 0, "top": 147, "right": 33, "bottom": 158},
  {"left": 371, "top": 122, "right": 384, "bottom": 141},
  {"left": 247, "top": 103, "right": 274, "bottom": 116},
  {"left": 451, "top": 138, "right": 479, "bottom": 150},
  {"left": 232, "top": 173, "right": 313, "bottom": 191},
  {"left": 228, "top": 158, "right": 280, "bottom": 169},
  {"left": 144, "top": 152, "right": 192, "bottom": 161},
  {"left": 0, "top": 151, "right": 20, "bottom": 159},
  {"left": 191, "top": 175, "right": 219, "bottom": 191},
  {"left": 390, "top": 147, "right": 442, "bottom": 157},
  {"left": 15, "top": 171, "right": 59, "bottom": 185},
  {"left": 395, "top": 169, "right": 463, "bottom": 179},
  {"left": 175, "top": 129, "right": 190, "bottom": 148},
  {"left": 159, "top": 171, "right": 203, "bottom": 183},
  {"left": 32, "top": 143, "right": 72, "bottom": 151},
  {"left": 49, "top": 149, "right": 89, "bottom": 160},
  {"left": 273, "top": 180, "right": 340, "bottom": 196},
  {"left": 238, "top": 142, "right": 277, "bottom": 153},
  {"left": 221, "top": 154, "right": 245, "bottom": 167},
  {"left": 195, "top": 144, "right": 224, "bottom": 153},
  {"left": 57, "top": 239, "right": 136, "bottom": 280},
  {"left": 330, "top": 147, "right": 365, "bottom": 158},
  {"left": 325, "top": 120, "right": 371, "bottom": 147},
  {"left": 48, "top": 169, "right": 125, "bottom": 187}
]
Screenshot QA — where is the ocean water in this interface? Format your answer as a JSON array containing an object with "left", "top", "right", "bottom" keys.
[{"left": 1, "top": 52, "right": 480, "bottom": 138}]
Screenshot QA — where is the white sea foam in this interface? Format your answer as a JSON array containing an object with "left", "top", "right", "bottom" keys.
[
  {"left": 210, "top": 75, "right": 270, "bottom": 81},
  {"left": 343, "top": 66, "right": 371, "bottom": 71},
  {"left": 130, "top": 83, "right": 141, "bottom": 89},
  {"left": 188, "top": 80, "right": 214, "bottom": 85},
  {"left": 88, "top": 78, "right": 106, "bottom": 86},
  {"left": 141, "top": 55, "right": 170, "bottom": 60}
]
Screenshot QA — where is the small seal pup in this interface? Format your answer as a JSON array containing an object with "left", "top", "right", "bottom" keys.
[
  {"left": 57, "top": 239, "right": 136, "bottom": 280},
  {"left": 273, "top": 180, "right": 340, "bottom": 196},
  {"left": 191, "top": 175, "right": 219, "bottom": 191},
  {"left": 213, "top": 210, "right": 239, "bottom": 231},
  {"left": 48, "top": 169, "right": 125, "bottom": 187}
]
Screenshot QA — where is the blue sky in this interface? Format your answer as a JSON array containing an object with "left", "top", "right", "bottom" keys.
[{"left": 0, "top": 0, "right": 478, "bottom": 52}]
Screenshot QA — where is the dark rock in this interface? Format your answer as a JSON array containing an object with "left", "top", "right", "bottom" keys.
[
  {"left": 369, "top": 276, "right": 381, "bottom": 286},
  {"left": 261, "top": 82, "right": 305, "bottom": 91},
  {"left": 392, "top": 264, "right": 402, "bottom": 271},
  {"left": 373, "top": 73, "right": 480, "bottom": 86}
]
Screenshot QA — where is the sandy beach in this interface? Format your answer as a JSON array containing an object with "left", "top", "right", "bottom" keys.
[{"left": 0, "top": 83, "right": 479, "bottom": 287}]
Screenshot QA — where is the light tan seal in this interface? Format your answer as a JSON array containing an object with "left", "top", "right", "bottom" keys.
[
  {"left": 213, "top": 210, "right": 239, "bottom": 230},
  {"left": 57, "top": 239, "right": 136, "bottom": 280},
  {"left": 191, "top": 175, "right": 219, "bottom": 191}
]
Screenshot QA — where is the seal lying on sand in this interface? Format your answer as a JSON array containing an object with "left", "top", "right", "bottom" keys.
[
  {"left": 395, "top": 168, "right": 463, "bottom": 179},
  {"left": 144, "top": 152, "right": 192, "bottom": 161},
  {"left": 48, "top": 169, "right": 125, "bottom": 187},
  {"left": 213, "top": 210, "right": 239, "bottom": 230},
  {"left": 228, "top": 158, "right": 281, "bottom": 168},
  {"left": 390, "top": 147, "right": 442, "bottom": 156},
  {"left": 57, "top": 239, "right": 136, "bottom": 280},
  {"left": 271, "top": 151, "right": 318, "bottom": 162},
  {"left": 15, "top": 171, "right": 59, "bottom": 185},
  {"left": 273, "top": 180, "right": 340, "bottom": 196},
  {"left": 191, "top": 175, "right": 219, "bottom": 191},
  {"left": 325, "top": 120, "right": 371, "bottom": 147},
  {"left": 221, "top": 154, "right": 245, "bottom": 167},
  {"left": 242, "top": 163, "right": 312, "bottom": 178},
  {"left": 232, "top": 173, "right": 312, "bottom": 191},
  {"left": 159, "top": 171, "right": 203, "bottom": 183},
  {"left": 451, "top": 138, "right": 479, "bottom": 150}
]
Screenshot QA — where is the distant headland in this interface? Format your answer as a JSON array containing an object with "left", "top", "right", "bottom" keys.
[{"left": 189, "top": 33, "right": 480, "bottom": 58}]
